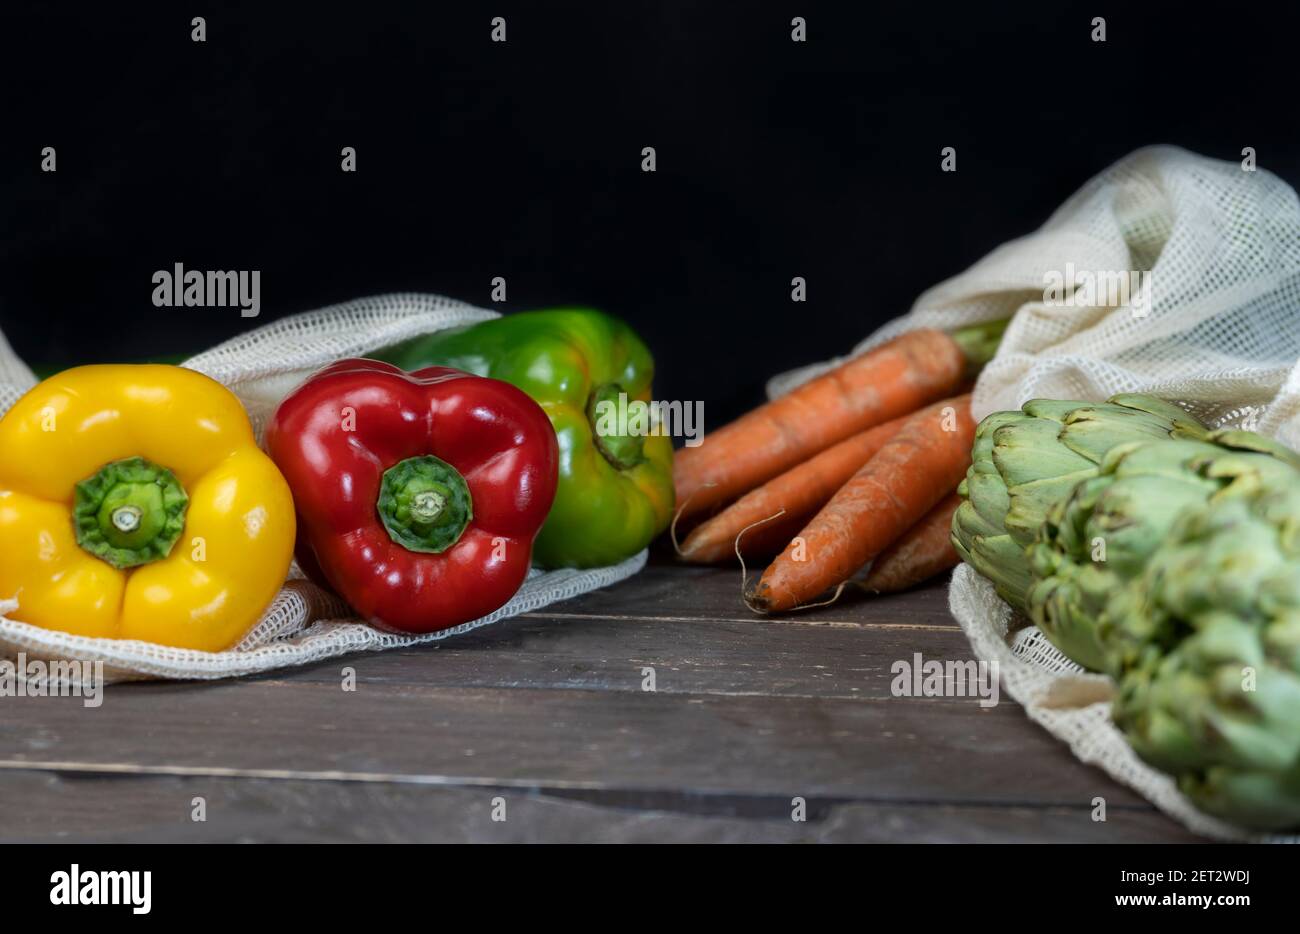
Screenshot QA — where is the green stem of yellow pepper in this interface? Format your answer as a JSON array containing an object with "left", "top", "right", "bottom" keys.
[{"left": 73, "top": 456, "right": 189, "bottom": 569}]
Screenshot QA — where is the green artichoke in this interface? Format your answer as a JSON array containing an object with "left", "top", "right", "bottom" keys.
[
  {"left": 954, "top": 391, "right": 1300, "bottom": 829},
  {"left": 1028, "top": 432, "right": 1300, "bottom": 674},
  {"left": 951, "top": 395, "right": 1210, "bottom": 648},
  {"left": 1111, "top": 479, "right": 1300, "bottom": 831}
]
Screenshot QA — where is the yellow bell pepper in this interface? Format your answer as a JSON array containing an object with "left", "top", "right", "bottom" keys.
[{"left": 0, "top": 365, "right": 296, "bottom": 651}]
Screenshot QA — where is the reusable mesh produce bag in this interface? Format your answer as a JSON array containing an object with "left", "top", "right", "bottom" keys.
[
  {"left": 771, "top": 146, "right": 1300, "bottom": 841},
  {"left": 0, "top": 293, "right": 645, "bottom": 682}
]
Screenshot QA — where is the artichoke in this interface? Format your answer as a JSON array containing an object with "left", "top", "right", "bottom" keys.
[
  {"left": 1111, "top": 479, "right": 1300, "bottom": 830},
  {"left": 1028, "top": 432, "right": 1300, "bottom": 674},
  {"left": 954, "top": 391, "right": 1300, "bottom": 829},
  {"left": 951, "top": 394, "right": 1210, "bottom": 664}
]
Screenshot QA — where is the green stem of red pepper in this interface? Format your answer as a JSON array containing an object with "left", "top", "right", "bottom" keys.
[{"left": 376, "top": 455, "right": 473, "bottom": 554}]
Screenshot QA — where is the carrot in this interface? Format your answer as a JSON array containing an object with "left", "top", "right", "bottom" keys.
[
  {"left": 678, "top": 415, "right": 909, "bottom": 563},
  {"left": 862, "top": 492, "right": 962, "bottom": 593},
  {"left": 748, "top": 395, "right": 976, "bottom": 613},
  {"left": 673, "top": 329, "right": 968, "bottom": 523}
]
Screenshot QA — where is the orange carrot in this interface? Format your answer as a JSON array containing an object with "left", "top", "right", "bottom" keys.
[
  {"left": 862, "top": 492, "right": 962, "bottom": 593},
  {"left": 679, "top": 415, "right": 909, "bottom": 563},
  {"left": 673, "top": 329, "right": 967, "bottom": 522},
  {"left": 749, "top": 395, "right": 975, "bottom": 613}
]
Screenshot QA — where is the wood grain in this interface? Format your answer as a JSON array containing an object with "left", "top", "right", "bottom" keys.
[
  {"left": 542, "top": 559, "right": 961, "bottom": 629},
  {"left": 254, "top": 600, "right": 979, "bottom": 700},
  {"left": 0, "top": 771, "right": 1203, "bottom": 844},
  {"left": 0, "top": 678, "right": 1147, "bottom": 805}
]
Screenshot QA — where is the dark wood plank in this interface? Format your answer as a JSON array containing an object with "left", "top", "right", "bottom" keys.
[
  {"left": 0, "top": 771, "right": 1202, "bottom": 843},
  {"left": 537, "top": 559, "right": 960, "bottom": 629},
  {"left": 256, "top": 607, "right": 982, "bottom": 701},
  {"left": 0, "top": 558, "right": 1200, "bottom": 840},
  {"left": 0, "top": 678, "right": 1152, "bottom": 808}
]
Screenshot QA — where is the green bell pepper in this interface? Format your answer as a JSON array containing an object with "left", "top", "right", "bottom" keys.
[{"left": 375, "top": 308, "right": 675, "bottom": 569}]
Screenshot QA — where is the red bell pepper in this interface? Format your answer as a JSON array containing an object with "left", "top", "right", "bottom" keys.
[{"left": 266, "top": 359, "right": 558, "bottom": 633}]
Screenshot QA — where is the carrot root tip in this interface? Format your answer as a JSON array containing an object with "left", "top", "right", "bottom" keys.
[
  {"left": 734, "top": 510, "right": 786, "bottom": 614},
  {"left": 669, "top": 482, "right": 717, "bottom": 558}
]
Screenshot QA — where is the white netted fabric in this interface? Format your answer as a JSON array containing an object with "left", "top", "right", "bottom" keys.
[
  {"left": 770, "top": 146, "right": 1300, "bottom": 840},
  {"left": 0, "top": 293, "right": 645, "bottom": 681}
]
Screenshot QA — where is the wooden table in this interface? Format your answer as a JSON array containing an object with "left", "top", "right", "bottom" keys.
[{"left": 0, "top": 559, "right": 1202, "bottom": 842}]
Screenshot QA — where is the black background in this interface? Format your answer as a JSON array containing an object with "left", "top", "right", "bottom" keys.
[{"left": 3, "top": 2, "right": 1298, "bottom": 423}]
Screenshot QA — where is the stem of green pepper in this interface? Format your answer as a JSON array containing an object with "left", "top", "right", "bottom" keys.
[
  {"left": 586, "top": 382, "right": 647, "bottom": 471},
  {"left": 376, "top": 455, "right": 474, "bottom": 553},
  {"left": 73, "top": 457, "right": 190, "bottom": 569}
]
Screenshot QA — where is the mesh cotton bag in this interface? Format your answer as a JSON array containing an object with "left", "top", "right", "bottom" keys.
[
  {"left": 0, "top": 293, "right": 645, "bottom": 682},
  {"left": 771, "top": 146, "right": 1300, "bottom": 841}
]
